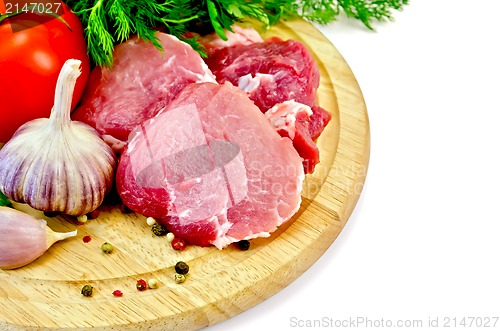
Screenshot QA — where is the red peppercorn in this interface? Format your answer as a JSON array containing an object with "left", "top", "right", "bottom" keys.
[
  {"left": 112, "top": 290, "right": 123, "bottom": 297},
  {"left": 87, "top": 209, "right": 100, "bottom": 220},
  {"left": 136, "top": 279, "right": 147, "bottom": 291},
  {"left": 82, "top": 235, "right": 92, "bottom": 243},
  {"left": 171, "top": 237, "right": 186, "bottom": 251}
]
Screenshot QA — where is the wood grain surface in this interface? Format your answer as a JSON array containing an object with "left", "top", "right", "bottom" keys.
[{"left": 0, "top": 19, "right": 370, "bottom": 330}]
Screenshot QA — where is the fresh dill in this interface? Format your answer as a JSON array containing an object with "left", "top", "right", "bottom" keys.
[{"left": 65, "top": 0, "right": 409, "bottom": 67}]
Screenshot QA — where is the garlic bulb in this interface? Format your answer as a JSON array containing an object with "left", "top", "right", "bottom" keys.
[
  {"left": 0, "top": 206, "right": 77, "bottom": 269},
  {"left": 0, "top": 59, "right": 116, "bottom": 216}
]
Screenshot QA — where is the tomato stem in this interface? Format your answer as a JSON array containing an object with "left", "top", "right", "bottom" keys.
[
  {"left": 0, "top": 5, "right": 72, "bottom": 31},
  {"left": 0, "top": 12, "right": 18, "bottom": 24}
]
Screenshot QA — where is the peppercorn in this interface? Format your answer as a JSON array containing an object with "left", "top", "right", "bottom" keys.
[
  {"left": 112, "top": 290, "right": 123, "bottom": 297},
  {"left": 174, "top": 273, "right": 186, "bottom": 284},
  {"left": 146, "top": 217, "right": 156, "bottom": 226},
  {"left": 175, "top": 261, "right": 189, "bottom": 275},
  {"left": 166, "top": 232, "right": 175, "bottom": 243},
  {"left": 87, "top": 209, "right": 100, "bottom": 220},
  {"left": 147, "top": 278, "right": 159, "bottom": 289},
  {"left": 77, "top": 214, "right": 88, "bottom": 224},
  {"left": 82, "top": 235, "right": 92, "bottom": 243},
  {"left": 101, "top": 242, "right": 113, "bottom": 254},
  {"left": 136, "top": 279, "right": 147, "bottom": 291},
  {"left": 237, "top": 240, "right": 250, "bottom": 251},
  {"left": 151, "top": 223, "right": 168, "bottom": 236},
  {"left": 81, "top": 284, "right": 93, "bottom": 297},
  {"left": 171, "top": 237, "right": 186, "bottom": 250}
]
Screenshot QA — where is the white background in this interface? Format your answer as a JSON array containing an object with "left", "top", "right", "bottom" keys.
[{"left": 208, "top": 0, "right": 500, "bottom": 330}]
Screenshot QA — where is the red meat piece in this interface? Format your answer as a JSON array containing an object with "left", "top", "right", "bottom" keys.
[
  {"left": 116, "top": 82, "right": 304, "bottom": 249},
  {"left": 72, "top": 33, "right": 216, "bottom": 153},
  {"left": 204, "top": 37, "right": 331, "bottom": 173}
]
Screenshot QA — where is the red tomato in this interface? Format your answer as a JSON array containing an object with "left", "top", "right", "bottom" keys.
[{"left": 0, "top": 1, "right": 90, "bottom": 143}]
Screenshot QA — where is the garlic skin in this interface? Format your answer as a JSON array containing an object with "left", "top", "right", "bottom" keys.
[
  {"left": 0, "top": 206, "right": 77, "bottom": 270},
  {"left": 0, "top": 59, "right": 116, "bottom": 216}
]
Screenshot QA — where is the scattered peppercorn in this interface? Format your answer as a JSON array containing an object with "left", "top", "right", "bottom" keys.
[
  {"left": 81, "top": 284, "right": 93, "bottom": 297},
  {"left": 166, "top": 232, "right": 175, "bottom": 243},
  {"left": 175, "top": 261, "right": 189, "bottom": 275},
  {"left": 87, "top": 209, "right": 100, "bottom": 220},
  {"left": 174, "top": 273, "right": 186, "bottom": 284},
  {"left": 237, "top": 240, "right": 250, "bottom": 251},
  {"left": 172, "top": 237, "right": 186, "bottom": 250},
  {"left": 101, "top": 242, "right": 113, "bottom": 254},
  {"left": 77, "top": 214, "right": 88, "bottom": 223},
  {"left": 151, "top": 223, "right": 168, "bottom": 236},
  {"left": 136, "top": 279, "right": 147, "bottom": 291},
  {"left": 112, "top": 290, "right": 123, "bottom": 297},
  {"left": 147, "top": 278, "right": 159, "bottom": 289},
  {"left": 146, "top": 217, "right": 156, "bottom": 226},
  {"left": 82, "top": 235, "right": 92, "bottom": 243}
]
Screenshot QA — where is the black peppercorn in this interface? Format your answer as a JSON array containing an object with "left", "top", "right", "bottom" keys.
[
  {"left": 237, "top": 240, "right": 250, "bottom": 251},
  {"left": 151, "top": 223, "right": 168, "bottom": 236},
  {"left": 175, "top": 261, "right": 189, "bottom": 275}
]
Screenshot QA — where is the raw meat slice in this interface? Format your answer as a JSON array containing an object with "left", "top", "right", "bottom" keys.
[
  {"left": 310, "top": 105, "right": 333, "bottom": 140},
  {"left": 71, "top": 33, "right": 216, "bottom": 152},
  {"left": 265, "top": 100, "right": 319, "bottom": 174},
  {"left": 204, "top": 37, "right": 332, "bottom": 173},
  {"left": 265, "top": 100, "right": 313, "bottom": 141},
  {"left": 116, "top": 82, "right": 304, "bottom": 249},
  {"left": 205, "top": 36, "right": 323, "bottom": 112}
]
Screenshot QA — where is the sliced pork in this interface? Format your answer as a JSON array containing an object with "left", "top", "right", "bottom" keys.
[
  {"left": 116, "top": 82, "right": 304, "bottom": 249},
  {"left": 265, "top": 101, "right": 319, "bottom": 174},
  {"left": 72, "top": 33, "right": 216, "bottom": 152},
  {"left": 204, "top": 36, "right": 332, "bottom": 173}
]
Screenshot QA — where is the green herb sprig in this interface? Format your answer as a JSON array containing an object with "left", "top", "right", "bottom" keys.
[
  {"left": 65, "top": 0, "right": 409, "bottom": 67},
  {"left": 0, "top": 191, "right": 12, "bottom": 208}
]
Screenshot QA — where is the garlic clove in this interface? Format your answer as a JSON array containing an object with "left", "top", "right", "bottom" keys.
[
  {"left": 46, "top": 227, "right": 78, "bottom": 248},
  {"left": 0, "top": 206, "right": 77, "bottom": 270}
]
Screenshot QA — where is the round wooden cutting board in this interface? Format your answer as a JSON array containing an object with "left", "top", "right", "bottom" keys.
[{"left": 0, "top": 19, "right": 369, "bottom": 330}]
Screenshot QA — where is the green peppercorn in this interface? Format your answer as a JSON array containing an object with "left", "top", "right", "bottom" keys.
[
  {"left": 101, "top": 242, "right": 113, "bottom": 254},
  {"left": 81, "top": 284, "right": 93, "bottom": 297},
  {"left": 151, "top": 223, "right": 169, "bottom": 236},
  {"left": 237, "top": 240, "right": 250, "bottom": 251},
  {"left": 175, "top": 261, "right": 189, "bottom": 275},
  {"left": 174, "top": 273, "right": 186, "bottom": 284}
]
